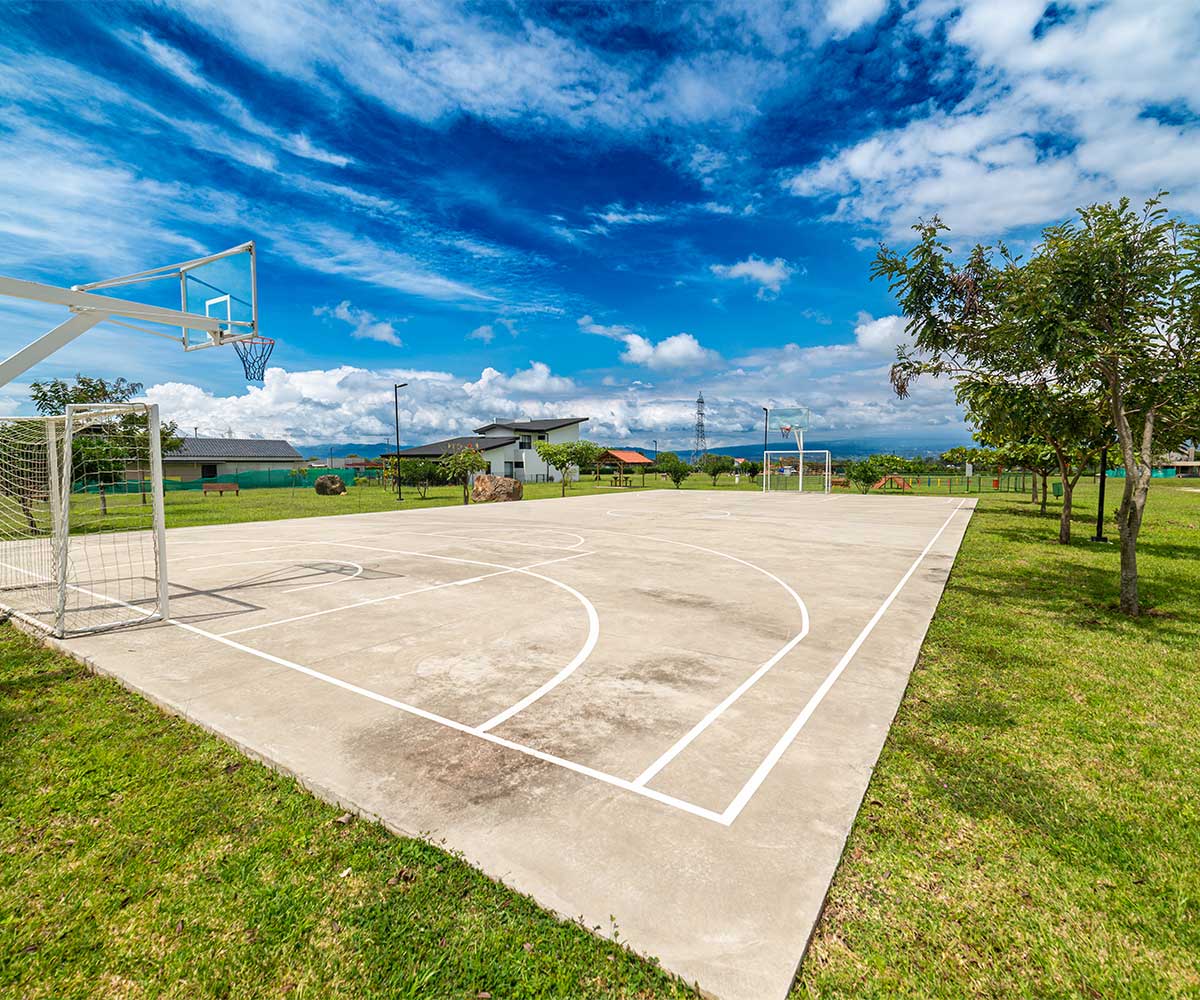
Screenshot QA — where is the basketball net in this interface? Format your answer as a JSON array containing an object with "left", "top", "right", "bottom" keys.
[{"left": 233, "top": 336, "right": 275, "bottom": 381}]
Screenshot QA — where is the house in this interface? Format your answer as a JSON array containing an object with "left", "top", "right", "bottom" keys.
[
  {"left": 387, "top": 417, "right": 588, "bottom": 482},
  {"left": 164, "top": 436, "right": 303, "bottom": 481}
]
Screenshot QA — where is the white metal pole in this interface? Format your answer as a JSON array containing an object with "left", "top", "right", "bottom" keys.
[
  {"left": 0, "top": 311, "right": 105, "bottom": 389},
  {"left": 54, "top": 409, "right": 76, "bottom": 636},
  {"left": 146, "top": 404, "right": 170, "bottom": 622}
]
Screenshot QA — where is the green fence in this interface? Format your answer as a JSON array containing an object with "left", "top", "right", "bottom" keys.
[{"left": 163, "top": 468, "right": 358, "bottom": 491}]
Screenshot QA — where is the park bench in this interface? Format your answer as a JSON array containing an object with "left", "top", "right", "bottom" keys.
[{"left": 202, "top": 482, "right": 240, "bottom": 497}]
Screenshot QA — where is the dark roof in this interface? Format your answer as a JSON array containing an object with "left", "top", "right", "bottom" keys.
[
  {"left": 165, "top": 437, "right": 302, "bottom": 461},
  {"left": 384, "top": 435, "right": 518, "bottom": 459},
  {"left": 473, "top": 417, "right": 588, "bottom": 434}
]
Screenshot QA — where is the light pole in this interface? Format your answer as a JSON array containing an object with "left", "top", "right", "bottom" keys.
[
  {"left": 1091, "top": 445, "right": 1109, "bottom": 542},
  {"left": 652, "top": 439, "right": 658, "bottom": 461},
  {"left": 393, "top": 382, "right": 408, "bottom": 501}
]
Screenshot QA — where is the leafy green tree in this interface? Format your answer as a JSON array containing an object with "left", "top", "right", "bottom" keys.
[
  {"left": 700, "top": 453, "right": 735, "bottom": 486},
  {"left": 844, "top": 454, "right": 908, "bottom": 493},
  {"left": 399, "top": 458, "right": 444, "bottom": 500},
  {"left": 743, "top": 459, "right": 761, "bottom": 483},
  {"left": 875, "top": 196, "right": 1199, "bottom": 612},
  {"left": 996, "top": 440, "right": 1058, "bottom": 511},
  {"left": 964, "top": 382, "right": 1109, "bottom": 543},
  {"left": 440, "top": 445, "right": 488, "bottom": 505},
  {"left": 534, "top": 441, "right": 576, "bottom": 496},
  {"left": 570, "top": 440, "right": 604, "bottom": 482},
  {"left": 655, "top": 451, "right": 690, "bottom": 488},
  {"left": 28, "top": 374, "right": 183, "bottom": 509}
]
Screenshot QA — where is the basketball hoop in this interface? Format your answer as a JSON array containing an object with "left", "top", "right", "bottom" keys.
[
  {"left": 233, "top": 336, "right": 275, "bottom": 381},
  {"left": 779, "top": 424, "right": 792, "bottom": 439}
]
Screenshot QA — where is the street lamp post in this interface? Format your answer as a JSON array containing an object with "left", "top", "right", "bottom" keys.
[
  {"left": 393, "top": 382, "right": 408, "bottom": 502},
  {"left": 652, "top": 439, "right": 658, "bottom": 461}
]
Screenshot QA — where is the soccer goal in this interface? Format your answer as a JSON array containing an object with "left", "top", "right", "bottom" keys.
[
  {"left": 763, "top": 450, "right": 832, "bottom": 493},
  {"left": 0, "top": 403, "right": 168, "bottom": 636}
]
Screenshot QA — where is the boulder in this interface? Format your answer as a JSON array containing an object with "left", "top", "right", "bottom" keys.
[
  {"left": 471, "top": 474, "right": 523, "bottom": 503},
  {"left": 313, "top": 473, "right": 347, "bottom": 496}
]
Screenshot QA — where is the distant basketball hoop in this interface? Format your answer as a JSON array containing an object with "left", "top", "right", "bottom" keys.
[{"left": 233, "top": 336, "right": 275, "bottom": 381}]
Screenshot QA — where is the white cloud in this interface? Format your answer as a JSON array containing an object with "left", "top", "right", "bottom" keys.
[
  {"left": 577, "top": 315, "right": 720, "bottom": 370},
  {"left": 126, "top": 31, "right": 352, "bottom": 168},
  {"left": 467, "top": 324, "right": 494, "bottom": 344},
  {"left": 710, "top": 254, "right": 796, "bottom": 299},
  {"left": 783, "top": 0, "right": 1200, "bottom": 236},
  {"left": 594, "top": 204, "right": 667, "bottom": 226},
  {"left": 314, "top": 301, "right": 405, "bottom": 347},
  {"left": 274, "top": 223, "right": 495, "bottom": 304}
]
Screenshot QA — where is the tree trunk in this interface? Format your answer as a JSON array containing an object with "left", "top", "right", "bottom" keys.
[
  {"left": 1108, "top": 373, "right": 1154, "bottom": 615},
  {"left": 1030, "top": 471, "right": 1038, "bottom": 503},
  {"left": 1059, "top": 483, "right": 1072, "bottom": 544},
  {"left": 1040, "top": 476, "right": 1048, "bottom": 514}
]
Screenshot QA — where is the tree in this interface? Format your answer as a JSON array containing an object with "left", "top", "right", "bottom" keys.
[
  {"left": 440, "top": 445, "right": 488, "bottom": 505},
  {"left": 700, "top": 453, "right": 735, "bottom": 486},
  {"left": 996, "top": 440, "right": 1058, "bottom": 511},
  {"left": 27, "top": 373, "right": 183, "bottom": 510},
  {"left": 398, "top": 458, "right": 444, "bottom": 500},
  {"left": 570, "top": 440, "right": 604, "bottom": 482},
  {"left": 534, "top": 441, "right": 577, "bottom": 496},
  {"left": 743, "top": 460, "right": 761, "bottom": 483},
  {"left": 962, "top": 382, "right": 1109, "bottom": 543},
  {"left": 875, "top": 197, "right": 1199, "bottom": 613},
  {"left": 655, "top": 451, "right": 690, "bottom": 488},
  {"left": 844, "top": 454, "right": 907, "bottom": 493}
]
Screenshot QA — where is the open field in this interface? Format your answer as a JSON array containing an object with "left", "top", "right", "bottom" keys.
[{"left": 2, "top": 478, "right": 1197, "bottom": 998}]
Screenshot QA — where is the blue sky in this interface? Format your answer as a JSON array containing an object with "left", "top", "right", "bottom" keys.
[{"left": 1, "top": 0, "right": 1197, "bottom": 451}]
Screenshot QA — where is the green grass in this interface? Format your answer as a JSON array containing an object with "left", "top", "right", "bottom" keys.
[
  {"left": 794, "top": 478, "right": 1200, "bottom": 998},
  {"left": 3, "top": 474, "right": 1198, "bottom": 997},
  {"left": 0, "top": 626, "right": 697, "bottom": 999}
]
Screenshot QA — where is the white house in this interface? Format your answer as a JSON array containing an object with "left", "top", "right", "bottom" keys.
[{"left": 390, "top": 417, "right": 588, "bottom": 482}]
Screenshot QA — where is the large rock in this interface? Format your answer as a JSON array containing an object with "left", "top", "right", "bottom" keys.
[
  {"left": 471, "top": 473, "right": 523, "bottom": 503},
  {"left": 313, "top": 473, "right": 347, "bottom": 496}
]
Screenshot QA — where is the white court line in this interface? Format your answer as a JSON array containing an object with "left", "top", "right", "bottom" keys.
[
  {"left": 175, "top": 557, "right": 365, "bottom": 595},
  {"left": 217, "top": 550, "right": 592, "bottom": 637},
  {"left": 717, "top": 499, "right": 968, "bottom": 824},
  {"left": 427, "top": 532, "right": 584, "bottom": 553},
  {"left": 327, "top": 540, "right": 602, "bottom": 727},
  {"left": 33, "top": 569, "right": 724, "bottom": 825},
  {"left": 632, "top": 546, "right": 810, "bottom": 787}
]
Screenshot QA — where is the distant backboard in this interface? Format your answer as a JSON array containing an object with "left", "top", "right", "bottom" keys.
[{"left": 766, "top": 406, "right": 810, "bottom": 441}]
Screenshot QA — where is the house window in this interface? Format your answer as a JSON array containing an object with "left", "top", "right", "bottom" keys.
[
  {"left": 519, "top": 435, "right": 532, "bottom": 449},
  {"left": 514, "top": 461, "right": 524, "bottom": 468},
  {"left": 201, "top": 463, "right": 217, "bottom": 479},
  {"left": 537, "top": 433, "right": 547, "bottom": 441}
]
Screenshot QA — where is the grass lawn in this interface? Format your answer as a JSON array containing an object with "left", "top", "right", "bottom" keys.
[
  {"left": 3, "top": 475, "right": 1198, "bottom": 997},
  {"left": 795, "top": 478, "right": 1200, "bottom": 998}
]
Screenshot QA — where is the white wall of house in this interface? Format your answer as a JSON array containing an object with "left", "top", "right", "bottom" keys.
[
  {"left": 478, "top": 423, "right": 583, "bottom": 482},
  {"left": 163, "top": 460, "right": 300, "bottom": 480}
]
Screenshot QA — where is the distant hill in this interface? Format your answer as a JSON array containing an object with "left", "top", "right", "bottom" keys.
[
  {"left": 627, "top": 437, "right": 971, "bottom": 462},
  {"left": 306, "top": 436, "right": 971, "bottom": 463}
]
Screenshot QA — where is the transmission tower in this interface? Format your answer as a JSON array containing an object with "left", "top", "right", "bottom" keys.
[{"left": 690, "top": 391, "right": 707, "bottom": 465}]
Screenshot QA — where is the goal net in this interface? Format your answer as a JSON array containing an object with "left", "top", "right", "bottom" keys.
[
  {"left": 0, "top": 403, "right": 167, "bottom": 636},
  {"left": 763, "top": 450, "right": 832, "bottom": 494}
]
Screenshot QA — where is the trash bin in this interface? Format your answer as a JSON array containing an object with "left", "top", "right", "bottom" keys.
[{"left": 1052, "top": 482, "right": 1063, "bottom": 498}]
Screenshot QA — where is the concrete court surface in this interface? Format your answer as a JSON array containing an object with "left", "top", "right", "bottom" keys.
[{"left": 63, "top": 487, "right": 976, "bottom": 1000}]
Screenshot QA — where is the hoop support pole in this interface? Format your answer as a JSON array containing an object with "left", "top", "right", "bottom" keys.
[{"left": 0, "top": 310, "right": 106, "bottom": 389}]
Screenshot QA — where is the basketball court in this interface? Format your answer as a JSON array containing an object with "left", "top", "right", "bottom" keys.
[{"left": 53, "top": 487, "right": 976, "bottom": 1000}]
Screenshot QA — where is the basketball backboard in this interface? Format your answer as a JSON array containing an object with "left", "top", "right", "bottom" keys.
[
  {"left": 766, "top": 406, "right": 810, "bottom": 443},
  {"left": 74, "top": 242, "right": 258, "bottom": 350}
]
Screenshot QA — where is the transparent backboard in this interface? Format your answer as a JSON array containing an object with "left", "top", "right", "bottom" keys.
[
  {"left": 767, "top": 406, "right": 810, "bottom": 441},
  {"left": 73, "top": 243, "right": 257, "bottom": 350}
]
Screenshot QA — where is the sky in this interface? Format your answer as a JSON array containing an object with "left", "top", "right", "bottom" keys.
[{"left": 1, "top": 0, "right": 1198, "bottom": 452}]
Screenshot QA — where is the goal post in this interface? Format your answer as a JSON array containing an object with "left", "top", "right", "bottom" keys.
[
  {"left": 763, "top": 450, "right": 832, "bottom": 494},
  {"left": 0, "top": 403, "right": 168, "bottom": 636}
]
